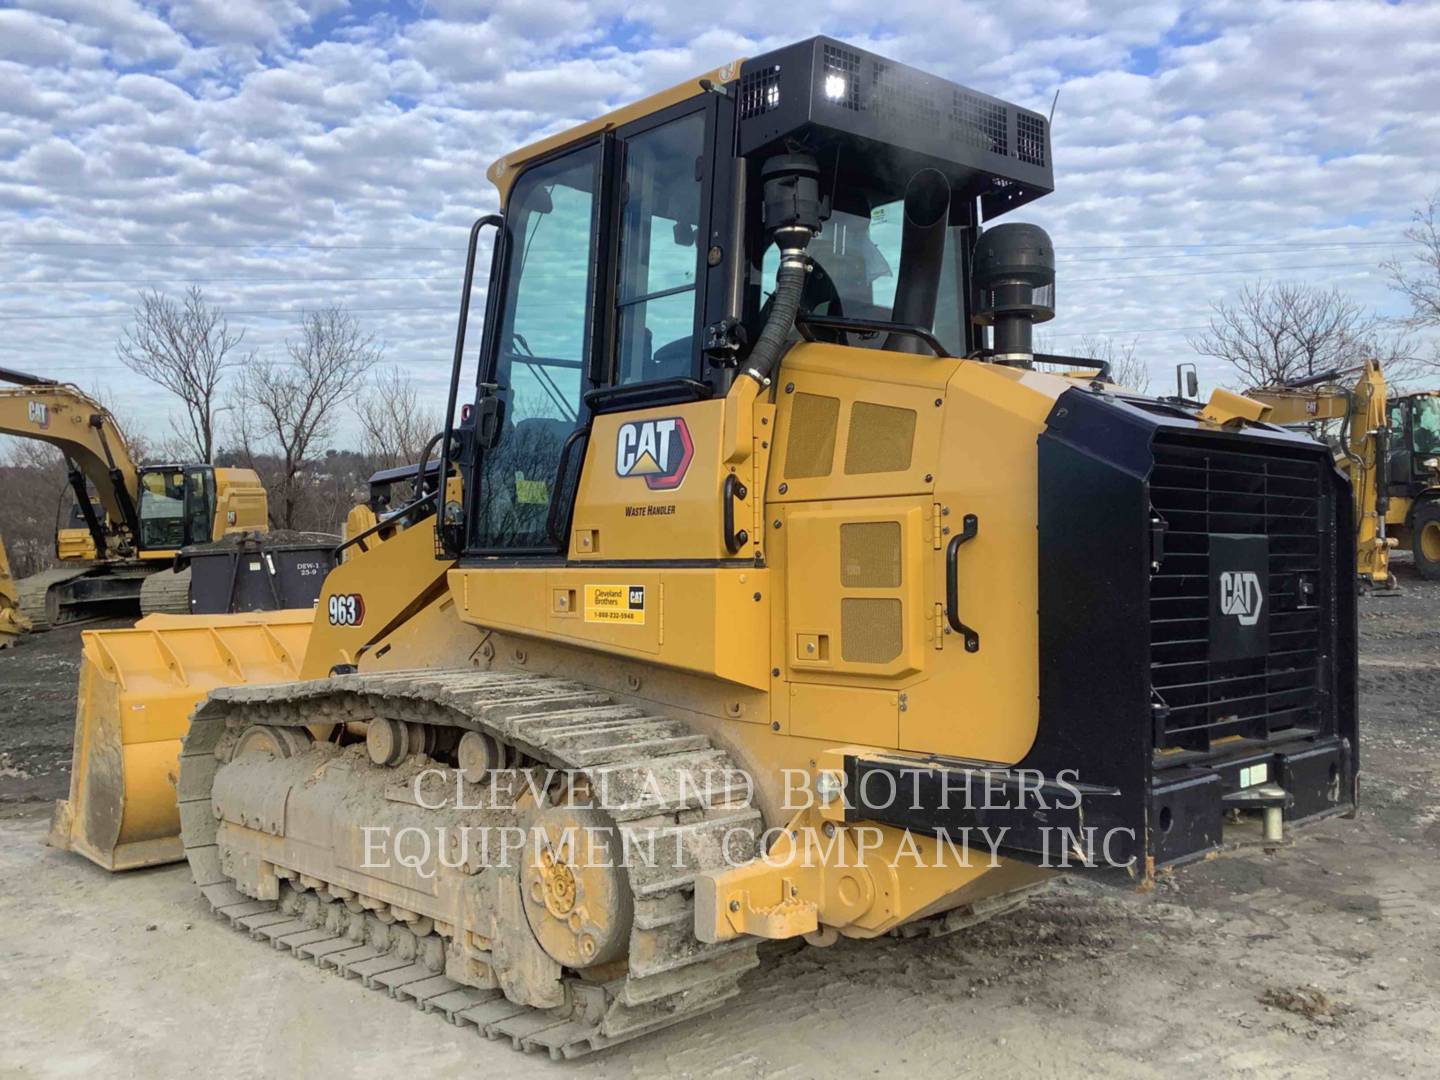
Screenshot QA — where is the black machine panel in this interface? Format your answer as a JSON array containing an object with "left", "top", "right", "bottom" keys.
[
  {"left": 737, "top": 37, "right": 1054, "bottom": 219},
  {"left": 842, "top": 388, "right": 1358, "bottom": 877}
]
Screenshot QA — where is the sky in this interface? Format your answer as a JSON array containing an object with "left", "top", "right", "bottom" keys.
[{"left": 0, "top": 0, "right": 1437, "bottom": 450}]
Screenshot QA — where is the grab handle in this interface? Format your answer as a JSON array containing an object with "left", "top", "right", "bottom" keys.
[
  {"left": 723, "top": 474, "right": 749, "bottom": 555},
  {"left": 945, "top": 513, "right": 980, "bottom": 652}
]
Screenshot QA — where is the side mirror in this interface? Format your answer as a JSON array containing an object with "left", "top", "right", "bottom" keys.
[{"left": 1175, "top": 362, "right": 1199, "bottom": 399}]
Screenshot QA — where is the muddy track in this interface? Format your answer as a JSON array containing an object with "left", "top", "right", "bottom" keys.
[{"left": 177, "top": 669, "right": 765, "bottom": 1060}]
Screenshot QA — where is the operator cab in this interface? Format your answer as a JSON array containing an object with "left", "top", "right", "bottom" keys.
[
  {"left": 455, "top": 36, "right": 1054, "bottom": 557},
  {"left": 1387, "top": 393, "right": 1440, "bottom": 493},
  {"left": 137, "top": 465, "right": 216, "bottom": 552}
]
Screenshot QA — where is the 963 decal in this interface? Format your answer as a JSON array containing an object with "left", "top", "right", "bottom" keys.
[{"left": 328, "top": 593, "right": 365, "bottom": 626}]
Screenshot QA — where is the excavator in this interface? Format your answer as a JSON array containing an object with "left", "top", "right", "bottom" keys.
[
  {"left": 0, "top": 537, "right": 29, "bottom": 647},
  {"left": 48, "top": 38, "right": 1358, "bottom": 1057},
  {"left": 0, "top": 367, "right": 268, "bottom": 627},
  {"left": 1248, "top": 360, "right": 1440, "bottom": 587}
]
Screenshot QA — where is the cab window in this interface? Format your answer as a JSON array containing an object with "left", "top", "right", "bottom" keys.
[
  {"left": 472, "top": 144, "right": 599, "bottom": 551},
  {"left": 138, "top": 469, "right": 187, "bottom": 550},
  {"left": 1414, "top": 398, "right": 1440, "bottom": 454},
  {"left": 759, "top": 190, "right": 967, "bottom": 355},
  {"left": 614, "top": 110, "right": 707, "bottom": 385}
]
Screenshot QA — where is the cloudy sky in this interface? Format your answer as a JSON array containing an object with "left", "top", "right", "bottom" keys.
[{"left": 0, "top": 0, "right": 1437, "bottom": 446}]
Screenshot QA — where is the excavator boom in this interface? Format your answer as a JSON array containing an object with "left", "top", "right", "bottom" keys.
[{"left": 0, "top": 369, "right": 141, "bottom": 553}]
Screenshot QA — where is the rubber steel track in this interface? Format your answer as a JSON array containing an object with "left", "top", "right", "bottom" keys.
[
  {"left": 15, "top": 566, "right": 89, "bottom": 630},
  {"left": 138, "top": 567, "right": 191, "bottom": 615},
  {"left": 177, "top": 669, "right": 765, "bottom": 1060}
]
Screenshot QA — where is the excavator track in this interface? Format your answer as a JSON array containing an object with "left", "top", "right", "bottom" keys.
[
  {"left": 16, "top": 566, "right": 90, "bottom": 630},
  {"left": 138, "top": 567, "right": 191, "bottom": 616},
  {"left": 178, "top": 669, "right": 764, "bottom": 1060}
]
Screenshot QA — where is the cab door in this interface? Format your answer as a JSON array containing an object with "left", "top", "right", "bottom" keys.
[{"left": 466, "top": 142, "right": 603, "bottom": 555}]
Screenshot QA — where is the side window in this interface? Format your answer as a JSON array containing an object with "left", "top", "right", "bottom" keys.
[
  {"left": 1388, "top": 402, "right": 1407, "bottom": 446},
  {"left": 473, "top": 145, "right": 599, "bottom": 551},
  {"left": 184, "top": 469, "right": 214, "bottom": 545},
  {"left": 614, "top": 111, "right": 706, "bottom": 385}
]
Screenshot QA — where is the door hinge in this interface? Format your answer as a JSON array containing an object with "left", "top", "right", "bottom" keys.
[
  {"left": 932, "top": 503, "right": 944, "bottom": 550},
  {"left": 934, "top": 602, "right": 945, "bottom": 650}
]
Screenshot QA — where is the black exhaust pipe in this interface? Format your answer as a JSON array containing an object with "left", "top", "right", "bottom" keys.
[{"left": 884, "top": 169, "right": 951, "bottom": 355}]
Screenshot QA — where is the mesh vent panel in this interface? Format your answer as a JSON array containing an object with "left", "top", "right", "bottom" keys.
[
  {"left": 1017, "top": 113, "right": 1047, "bottom": 167},
  {"left": 840, "top": 521, "right": 902, "bottom": 588},
  {"left": 784, "top": 393, "right": 840, "bottom": 479},
  {"left": 740, "top": 65, "right": 782, "bottom": 119},
  {"left": 845, "top": 402, "right": 916, "bottom": 475},
  {"left": 870, "top": 61, "right": 941, "bottom": 131},
  {"left": 821, "top": 44, "right": 862, "bottom": 111},
  {"left": 841, "top": 598, "right": 903, "bottom": 663},
  {"left": 952, "top": 91, "right": 1008, "bottom": 155}
]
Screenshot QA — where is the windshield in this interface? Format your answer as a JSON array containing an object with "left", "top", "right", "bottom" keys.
[
  {"left": 138, "top": 467, "right": 213, "bottom": 551},
  {"left": 1411, "top": 397, "right": 1440, "bottom": 454}
]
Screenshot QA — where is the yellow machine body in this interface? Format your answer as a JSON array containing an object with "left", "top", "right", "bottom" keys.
[
  {"left": 0, "top": 538, "right": 29, "bottom": 647},
  {"left": 48, "top": 505, "right": 451, "bottom": 870},
  {"left": 46, "top": 610, "right": 313, "bottom": 870},
  {"left": 43, "top": 39, "right": 1359, "bottom": 1058},
  {"left": 442, "top": 347, "right": 1073, "bottom": 939},
  {"left": 0, "top": 372, "right": 270, "bottom": 624},
  {"left": 56, "top": 526, "right": 98, "bottom": 562},
  {"left": 1249, "top": 359, "right": 1440, "bottom": 587}
]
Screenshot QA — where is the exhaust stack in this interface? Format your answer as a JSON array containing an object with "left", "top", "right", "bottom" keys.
[{"left": 884, "top": 169, "right": 951, "bottom": 355}]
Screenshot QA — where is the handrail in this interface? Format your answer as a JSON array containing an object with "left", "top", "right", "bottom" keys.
[
  {"left": 437, "top": 213, "right": 504, "bottom": 557},
  {"left": 334, "top": 491, "right": 436, "bottom": 561},
  {"left": 795, "top": 313, "right": 952, "bottom": 358}
]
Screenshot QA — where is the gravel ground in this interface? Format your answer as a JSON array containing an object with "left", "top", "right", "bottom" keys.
[{"left": 0, "top": 572, "right": 1436, "bottom": 1079}]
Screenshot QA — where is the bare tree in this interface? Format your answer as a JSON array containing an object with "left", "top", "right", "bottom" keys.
[
  {"left": 1384, "top": 190, "right": 1440, "bottom": 328},
  {"left": 0, "top": 437, "right": 69, "bottom": 577},
  {"left": 1189, "top": 281, "right": 1415, "bottom": 389},
  {"left": 230, "top": 306, "right": 381, "bottom": 529},
  {"left": 116, "top": 286, "right": 243, "bottom": 462},
  {"left": 353, "top": 365, "right": 442, "bottom": 474},
  {"left": 1076, "top": 335, "right": 1149, "bottom": 393}
]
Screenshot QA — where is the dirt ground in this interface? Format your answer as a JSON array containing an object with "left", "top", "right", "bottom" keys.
[{"left": 0, "top": 570, "right": 1437, "bottom": 1079}]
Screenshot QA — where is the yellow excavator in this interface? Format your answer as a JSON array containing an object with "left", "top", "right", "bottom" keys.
[
  {"left": 1248, "top": 360, "right": 1440, "bottom": 587},
  {"left": 48, "top": 38, "right": 1358, "bottom": 1058},
  {"left": 0, "top": 367, "right": 268, "bottom": 627},
  {"left": 0, "top": 536, "right": 29, "bottom": 647}
]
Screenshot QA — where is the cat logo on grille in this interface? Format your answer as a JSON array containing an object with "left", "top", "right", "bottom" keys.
[
  {"left": 1218, "top": 571, "right": 1264, "bottom": 627},
  {"left": 615, "top": 417, "right": 693, "bottom": 491}
]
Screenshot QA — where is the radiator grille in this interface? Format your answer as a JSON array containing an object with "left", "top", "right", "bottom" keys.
[{"left": 1148, "top": 435, "right": 1329, "bottom": 755}]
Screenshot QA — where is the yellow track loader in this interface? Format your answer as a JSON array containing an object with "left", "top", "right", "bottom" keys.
[
  {"left": 52, "top": 38, "right": 1358, "bottom": 1058},
  {"left": 0, "top": 367, "right": 268, "bottom": 627},
  {"left": 0, "top": 537, "right": 29, "bottom": 647},
  {"left": 1249, "top": 360, "right": 1440, "bottom": 587}
]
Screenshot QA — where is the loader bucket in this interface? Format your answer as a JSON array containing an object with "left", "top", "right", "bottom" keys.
[{"left": 47, "top": 610, "right": 313, "bottom": 871}]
